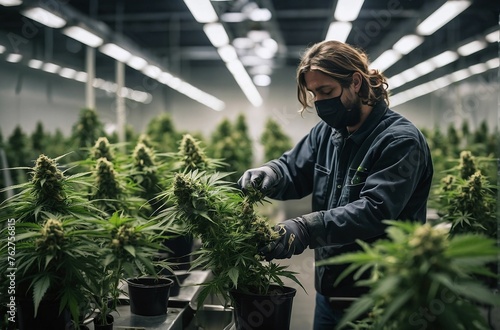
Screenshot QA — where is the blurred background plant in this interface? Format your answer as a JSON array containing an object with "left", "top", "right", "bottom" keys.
[{"left": 318, "top": 220, "right": 500, "bottom": 330}]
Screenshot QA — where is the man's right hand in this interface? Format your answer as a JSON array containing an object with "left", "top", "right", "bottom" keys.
[{"left": 237, "top": 166, "right": 279, "bottom": 194}]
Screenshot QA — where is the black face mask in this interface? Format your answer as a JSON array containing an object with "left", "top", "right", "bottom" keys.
[{"left": 314, "top": 88, "right": 361, "bottom": 130}]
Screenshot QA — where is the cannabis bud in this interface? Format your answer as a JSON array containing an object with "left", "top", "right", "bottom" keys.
[
  {"left": 92, "top": 137, "right": 114, "bottom": 161},
  {"left": 36, "top": 218, "right": 65, "bottom": 252},
  {"left": 94, "top": 157, "right": 122, "bottom": 200},
  {"left": 408, "top": 224, "right": 448, "bottom": 261},
  {"left": 31, "top": 154, "right": 66, "bottom": 204},
  {"left": 133, "top": 142, "right": 156, "bottom": 170},
  {"left": 179, "top": 134, "right": 209, "bottom": 171},
  {"left": 458, "top": 150, "right": 476, "bottom": 180}
]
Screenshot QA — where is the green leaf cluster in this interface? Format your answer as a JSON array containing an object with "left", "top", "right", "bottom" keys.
[{"left": 318, "top": 220, "right": 500, "bottom": 329}]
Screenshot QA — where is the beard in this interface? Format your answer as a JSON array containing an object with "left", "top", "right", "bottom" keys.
[{"left": 345, "top": 96, "right": 362, "bottom": 127}]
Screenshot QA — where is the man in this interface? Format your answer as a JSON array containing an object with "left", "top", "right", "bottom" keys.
[{"left": 238, "top": 40, "right": 433, "bottom": 329}]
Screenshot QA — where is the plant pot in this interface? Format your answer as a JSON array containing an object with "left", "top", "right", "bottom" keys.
[
  {"left": 230, "top": 285, "right": 297, "bottom": 330},
  {"left": 93, "top": 314, "right": 114, "bottom": 330},
  {"left": 126, "top": 277, "right": 174, "bottom": 316},
  {"left": 160, "top": 234, "right": 193, "bottom": 270},
  {"left": 17, "top": 297, "right": 72, "bottom": 330},
  {"left": 159, "top": 270, "right": 190, "bottom": 296}
]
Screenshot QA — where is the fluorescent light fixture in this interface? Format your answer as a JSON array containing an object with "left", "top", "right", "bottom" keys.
[
  {"left": 217, "top": 45, "right": 238, "bottom": 62},
  {"left": 221, "top": 12, "right": 246, "bottom": 23},
  {"left": 468, "top": 63, "right": 487, "bottom": 75},
  {"left": 249, "top": 8, "right": 272, "bottom": 22},
  {"left": 485, "top": 29, "right": 498, "bottom": 43},
  {"left": 247, "top": 30, "right": 270, "bottom": 42},
  {"left": 387, "top": 73, "right": 405, "bottom": 89},
  {"left": 127, "top": 55, "right": 148, "bottom": 70},
  {"left": 400, "top": 68, "right": 419, "bottom": 82},
  {"left": 393, "top": 34, "right": 424, "bottom": 55},
  {"left": 62, "top": 26, "right": 103, "bottom": 48},
  {"left": 253, "top": 74, "right": 271, "bottom": 87},
  {"left": 177, "top": 82, "right": 225, "bottom": 111},
  {"left": 203, "top": 23, "right": 229, "bottom": 47},
  {"left": 486, "top": 57, "right": 499, "bottom": 69},
  {"left": 28, "top": 59, "right": 43, "bottom": 69},
  {"left": 42, "top": 62, "right": 60, "bottom": 73},
  {"left": 99, "top": 43, "right": 131, "bottom": 62},
  {"left": 0, "top": 45, "right": 5, "bottom": 53},
  {"left": 334, "top": 0, "right": 364, "bottom": 22},
  {"left": 74, "top": 71, "right": 88, "bottom": 82},
  {"left": 233, "top": 37, "right": 254, "bottom": 49},
  {"left": 226, "top": 60, "right": 263, "bottom": 107},
  {"left": 450, "top": 68, "right": 470, "bottom": 82},
  {"left": 183, "top": 0, "right": 218, "bottom": 23},
  {"left": 158, "top": 72, "right": 174, "bottom": 84},
  {"left": 0, "top": 0, "right": 22, "bottom": 6},
  {"left": 325, "top": 22, "right": 352, "bottom": 42},
  {"left": 457, "top": 40, "right": 487, "bottom": 56},
  {"left": 21, "top": 7, "right": 66, "bottom": 28},
  {"left": 6, "top": 53, "right": 22, "bottom": 63},
  {"left": 59, "top": 67, "right": 76, "bottom": 79},
  {"left": 370, "top": 49, "right": 402, "bottom": 72},
  {"left": 413, "top": 61, "right": 435, "bottom": 76},
  {"left": 429, "top": 50, "right": 458, "bottom": 68},
  {"left": 130, "top": 90, "right": 151, "bottom": 103},
  {"left": 92, "top": 78, "right": 105, "bottom": 88},
  {"left": 142, "top": 64, "right": 161, "bottom": 79},
  {"left": 416, "top": 1, "right": 471, "bottom": 36}
]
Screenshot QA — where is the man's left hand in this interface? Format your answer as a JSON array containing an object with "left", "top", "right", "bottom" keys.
[{"left": 260, "top": 217, "right": 310, "bottom": 261}]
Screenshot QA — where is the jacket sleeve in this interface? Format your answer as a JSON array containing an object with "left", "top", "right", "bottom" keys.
[
  {"left": 263, "top": 125, "right": 324, "bottom": 200},
  {"left": 302, "top": 135, "right": 430, "bottom": 248}
]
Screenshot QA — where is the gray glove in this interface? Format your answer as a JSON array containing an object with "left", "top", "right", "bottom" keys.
[
  {"left": 237, "top": 166, "right": 279, "bottom": 194},
  {"left": 259, "top": 217, "right": 310, "bottom": 261}
]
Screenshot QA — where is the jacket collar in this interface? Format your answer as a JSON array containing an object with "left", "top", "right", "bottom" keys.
[{"left": 332, "top": 101, "right": 388, "bottom": 146}]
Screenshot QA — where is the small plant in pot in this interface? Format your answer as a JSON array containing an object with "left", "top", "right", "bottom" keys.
[
  {"left": 162, "top": 170, "right": 303, "bottom": 330},
  {"left": 87, "top": 212, "right": 175, "bottom": 324}
]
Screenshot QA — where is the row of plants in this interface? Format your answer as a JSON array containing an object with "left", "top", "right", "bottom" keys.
[
  {"left": 0, "top": 128, "right": 300, "bottom": 329},
  {"left": 0, "top": 108, "right": 293, "bottom": 201}
]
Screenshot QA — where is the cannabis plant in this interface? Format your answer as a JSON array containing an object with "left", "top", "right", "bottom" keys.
[
  {"left": 85, "top": 212, "right": 169, "bottom": 325},
  {"left": 0, "top": 154, "right": 100, "bottom": 223},
  {"left": 260, "top": 117, "right": 293, "bottom": 162},
  {"left": 436, "top": 150, "right": 497, "bottom": 237},
  {"left": 318, "top": 220, "right": 500, "bottom": 330},
  {"left": 14, "top": 215, "right": 103, "bottom": 324},
  {"left": 164, "top": 170, "right": 302, "bottom": 307}
]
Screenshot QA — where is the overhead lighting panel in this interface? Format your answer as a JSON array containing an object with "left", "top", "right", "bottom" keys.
[
  {"left": 334, "top": 0, "right": 364, "bottom": 22},
  {"left": 42, "top": 62, "right": 60, "bottom": 73},
  {"left": 99, "top": 43, "right": 131, "bottom": 62},
  {"left": 393, "top": 34, "right": 424, "bottom": 55},
  {"left": 203, "top": 23, "right": 230, "bottom": 47},
  {"left": 127, "top": 55, "right": 148, "bottom": 71},
  {"left": 0, "top": 0, "right": 22, "bottom": 6},
  {"left": 485, "top": 29, "right": 498, "bottom": 43},
  {"left": 28, "top": 59, "right": 43, "bottom": 69},
  {"left": 430, "top": 50, "right": 458, "bottom": 68},
  {"left": 457, "top": 40, "right": 487, "bottom": 56},
  {"left": 183, "top": 0, "right": 218, "bottom": 23},
  {"left": 416, "top": 1, "right": 471, "bottom": 36},
  {"left": 0, "top": 45, "right": 6, "bottom": 54},
  {"left": 325, "top": 22, "right": 352, "bottom": 43},
  {"left": 226, "top": 60, "right": 263, "bottom": 107},
  {"left": 21, "top": 7, "right": 66, "bottom": 28},
  {"left": 370, "top": 49, "right": 402, "bottom": 72},
  {"left": 6, "top": 53, "right": 22, "bottom": 63},
  {"left": 62, "top": 26, "right": 103, "bottom": 48}
]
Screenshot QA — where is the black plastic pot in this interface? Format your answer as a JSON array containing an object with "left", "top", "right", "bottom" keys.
[
  {"left": 126, "top": 277, "right": 174, "bottom": 316},
  {"left": 17, "top": 298, "right": 72, "bottom": 330},
  {"left": 230, "top": 285, "right": 297, "bottom": 330},
  {"left": 93, "top": 314, "right": 113, "bottom": 330},
  {"left": 159, "top": 270, "right": 190, "bottom": 297}
]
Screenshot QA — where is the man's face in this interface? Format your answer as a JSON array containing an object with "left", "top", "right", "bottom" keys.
[{"left": 305, "top": 69, "right": 362, "bottom": 127}]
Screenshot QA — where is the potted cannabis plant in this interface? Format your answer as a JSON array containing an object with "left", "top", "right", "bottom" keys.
[
  {"left": 0, "top": 153, "right": 106, "bottom": 329},
  {"left": 162, "top": 170, "right": 302, "bottom": 330},
  {"left": 318, "top": 220, "right": 500, "bottom": 329}
]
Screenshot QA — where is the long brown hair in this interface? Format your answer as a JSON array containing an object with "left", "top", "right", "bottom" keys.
[{"left": 296, "top": 40, "right": 389, "bottom": 113}]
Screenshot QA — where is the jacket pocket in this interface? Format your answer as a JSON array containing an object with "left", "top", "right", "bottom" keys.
[
  {"left": 345, "top": 166, "right": 369, "bottom": 202},
  {"left": 313, "top": 163, "right": 331, "bottom": 207}
]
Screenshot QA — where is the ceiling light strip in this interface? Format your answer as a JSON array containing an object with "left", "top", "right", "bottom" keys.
[{"left": 390, "top": 57, "right": 498, "bottom": 107}]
